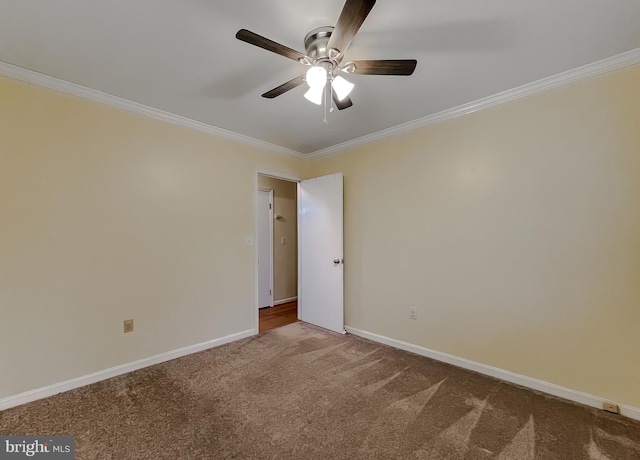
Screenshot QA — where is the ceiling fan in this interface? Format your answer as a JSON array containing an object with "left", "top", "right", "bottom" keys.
[{"left": 235, "top": 0, "right": 417, "bottom": 111}]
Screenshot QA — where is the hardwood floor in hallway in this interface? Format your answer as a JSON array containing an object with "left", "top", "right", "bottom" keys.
[{"left": 259, "top": 301, "right": 298, "bottom": 333}]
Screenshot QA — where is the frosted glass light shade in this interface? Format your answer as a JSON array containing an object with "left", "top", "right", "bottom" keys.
[
  {"left": 304, "top": 86, "right": 324, "bottom": 105},
  {"left": 306, "top": 66, "right": 327, "bottom": 89},
  {"left": 331, "top": 76, "right": 354, "bottom": 101}
]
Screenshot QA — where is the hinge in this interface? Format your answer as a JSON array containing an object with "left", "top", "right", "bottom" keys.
[
  {"left": 269, "top": 289, "right": 272, "bottom": 296},
  {"left": 269, "top": 203, "right": 272, "bottom": 209}
]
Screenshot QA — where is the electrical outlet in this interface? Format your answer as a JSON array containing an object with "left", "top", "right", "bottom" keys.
[
  {"left": 409, "top": 307, "right": 417, "bottom": 320},
  {"left": 603, "top": 402, "right": 619, "bottom": 414},
  {"left": 123, "top": 319, "right": 134, "bottom": 333}
]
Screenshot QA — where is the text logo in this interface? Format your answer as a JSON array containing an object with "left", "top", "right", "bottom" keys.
[{"left": 0, "top": 437, "right": 74, "bottom": 459}]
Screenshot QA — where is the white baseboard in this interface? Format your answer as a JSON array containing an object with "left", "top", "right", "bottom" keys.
[
  {"left": 274, "top": 297, "right": 297, "bottom": 306},
  {"left": 0, "top": 329, "right": 256, "bottom": 411},
  {"left": 345, "top": 326, "right": 640, "bottom": 421}
]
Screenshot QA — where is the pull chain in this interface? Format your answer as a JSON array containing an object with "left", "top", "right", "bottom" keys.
[
  {"left": 323, "top": 80, "right": 328, "bottom": 124},
  {"left": 330, "top": 78, "right": 335, "bottom": 113}
]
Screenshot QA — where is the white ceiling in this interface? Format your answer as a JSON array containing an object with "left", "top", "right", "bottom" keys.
[{"left": 1, "top": 1, "right": 639, "bottom": 154}]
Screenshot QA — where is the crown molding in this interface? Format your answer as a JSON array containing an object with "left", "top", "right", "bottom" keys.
[
  {"left": 3, "top": 48, "right": 640, "bottom": 162},
  {"left": 306, "top": 47, "right": 640, "bottom": 160},
  {"left": 0, "top": 61, "right": 304, "bottom": 159}
]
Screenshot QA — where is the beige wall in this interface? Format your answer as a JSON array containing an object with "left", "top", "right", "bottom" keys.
[
  {"left": 0, "top": 76, "right": 304, "bottom": 399},
  {"left": 308, "top": 64, "right": 640, "bottom": 408},
  {"left": 257, "top": 176, "right": 298, "bottom": 302},
  {"left": 3, "top": 62, "right": 640, "bottom": 411}
]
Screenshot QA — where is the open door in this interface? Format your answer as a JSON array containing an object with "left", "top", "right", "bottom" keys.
[{"left": 298, "top": 173, "right": 344, "bottom": 334}]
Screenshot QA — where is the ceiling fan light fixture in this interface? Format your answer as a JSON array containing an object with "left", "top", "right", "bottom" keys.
[
  {"left": 331, "top": 75, "right": 354, "bottom": 101},
  {"left": 305, "top": 66, "right": 328, "bottom": 89},
  {"left": 304, "top": 86, "right": 325, "bottom": 105}
]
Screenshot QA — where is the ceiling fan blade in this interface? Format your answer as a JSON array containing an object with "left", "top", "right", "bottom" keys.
[
  {"left": 332, "top": 92, "right": 354, "bottom": 110},
  {"left": 236, "top": 29, "right": 309, "bottom": 63},
  {"left": 262, "top": 75, "right": 306, "bottom": 98},
  {"left": 350, "top": 59, "right": 417, "bottom": 75},
  {"left": 327, "top": 0, "right": 376, "bottom": 55}
]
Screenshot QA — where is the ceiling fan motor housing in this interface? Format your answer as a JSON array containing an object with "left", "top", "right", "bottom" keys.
[{"left": 304, "top": 26, "right": 344, "bottom": 69}]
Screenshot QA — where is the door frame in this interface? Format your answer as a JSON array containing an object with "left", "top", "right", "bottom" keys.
[
  {"left": 254, "top": 169, "right": 301, "bottom": 334},
  {"left": 257, "top": 187, "right": 274, "bottom": 309}
]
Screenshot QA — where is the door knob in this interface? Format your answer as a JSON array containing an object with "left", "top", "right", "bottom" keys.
[{"left": 334, "top": 259, "right": 343, "bottom": 265}]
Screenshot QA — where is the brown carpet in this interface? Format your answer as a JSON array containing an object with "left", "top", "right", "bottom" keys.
[{"left": 1, "top": 322, "right": 639, "bottom": 459}]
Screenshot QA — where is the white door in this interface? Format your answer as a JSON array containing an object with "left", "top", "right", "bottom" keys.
[
  {"left": 299, "top": 172, "right": 344, "bottom": 333},
  {"left": 258, "top": 189, "right": 273, "bottom": 309}
]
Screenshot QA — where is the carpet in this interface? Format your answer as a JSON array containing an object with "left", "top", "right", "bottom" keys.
[{"left": 1, "top": 322, "right": 639, "bottom": 459}]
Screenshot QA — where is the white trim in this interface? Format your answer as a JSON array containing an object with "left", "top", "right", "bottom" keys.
[
  {"left": 3, "top": 48, "right": 639, "bottom": 160},
  {"left": 345, "top": 326, "right": 640, "bottom": 421},
  {"left": 257, "top": 169, "right": 302, "bottom": 183},
  {"left": 297, "top": 182, "right": 302, "bottom": 322},
  {"left": 257, "top": 189, "right": 275, "bottom": 309},
  {"left": 307, "top": 48, "right": 640, "bottom": 159},
  {"left": 0, "top": 329, "right": 256, "bottom": 411},
  {"left": 0, "top": 60, "right": 303, "bottom": 159},
  {"left": 268, "top": 189, "right": 274, "bottom": 308},
  {"left": 274, "top": 296, "right": 298, "bottom": 306}
]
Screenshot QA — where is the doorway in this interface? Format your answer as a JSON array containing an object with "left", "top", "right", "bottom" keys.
[
  {"left": 257, "top": 174, "right": 299, "bottom": 332},
  {"left": 255, "top": 171, "right": 345, "bottom": 335}
]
